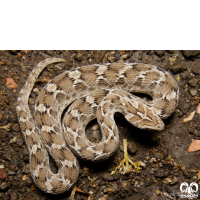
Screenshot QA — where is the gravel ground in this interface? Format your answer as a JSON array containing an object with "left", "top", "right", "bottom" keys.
[{"left": 0, "top": 50, "right": 200, "bottom": 200}]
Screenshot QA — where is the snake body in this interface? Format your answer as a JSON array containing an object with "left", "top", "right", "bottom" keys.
[{"left": 16, "top": 58, "right": 179, "bottom": 194}]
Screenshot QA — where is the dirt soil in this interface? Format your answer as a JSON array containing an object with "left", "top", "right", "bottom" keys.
[{"left": 0, "top": 50, "right": 200, "bottom": 200}]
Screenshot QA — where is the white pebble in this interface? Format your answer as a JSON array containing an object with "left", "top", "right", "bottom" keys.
[{"left": 91, "top": 124, "right": 99, "bottom": 131}]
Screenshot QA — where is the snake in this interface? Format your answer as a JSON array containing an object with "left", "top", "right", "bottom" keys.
[{"left": 16, "top": 57, "right": 179, "bottom": 194}]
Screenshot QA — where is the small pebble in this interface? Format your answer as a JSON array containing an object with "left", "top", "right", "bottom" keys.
[
  {"left": 149, "top": 196, "right": 159, "bottom": 200},
  {"left": 120, "top": 192, "right": 127, "bottom": 198},
  {"left": 22, "top": 164, "right": 30, "bottom": 174},
  {"left": 10, "top": 191, "right": 18, "bottom": 200},
  {"left": 23, "top": 147, "right": 29, "bottom": 156},
  {"left": 158, "top": 162, "right": 163, "bottom": 168},
  {"left": 177, "top": 141, "right": 182, "bottom": 147},
  {"left": 193, "top": 129, "right": 200, "bottom": 137},
  {"left": 101, "top": 185, "right": 107, "bottom": 191},
  {"left": 171, "top": 62, "right": 188, "bottom": 74},
  {"left": 164, "top": 170, "right": 170, "bottom": 177},
  {"left": 127, "top": 141, "right": 138, "bottom": 154},
  {"left": 154, "top": 169, "right": 169, "bottom": 178},
  {"left": 149, "top": 170, "right": 154, "bottom": 175},
  {"left": 7, "top": 171, "right": 15, "bottom": 175},
  {"left": 0, "top": 165, "right": 4, "bottom": 169},
  {"left": 112, "top": 182, "right": 118, "bottom": 189},
  {"left": 0, "top": 169, "right": 8, "bottom": 180},
  {"left": 33, "top": 88, "right": 40, "bottom": 95},
  {"left": 183, "top": 171, "right": 192, "bottom": 179},
  {"left": 188, "top": 77, "right": 199, "bottom": 87},
  {"left": 91, "top": 124, "right": 99, "bottom": 131},
  {"left": 102, "top": 173, "right": 113, "bottom": 181},
  {"left": 114, "top": 52, "right": 121, "bottom": 60},
  {"left": 0, "top": 182, "right": 10, "bottom": 190},
  {"left": 190, "top": 88, "right": 198, "bottom": 96},
  {"left": 112, "top": 172, "right": 120, "bottom": 181},
  {"left": 144, "top": 175, "right": 154, "bottom": 187},
  {"left": 93, "top": 50, "right": 106, "bottom": 63},
  {"left": 140, "top": 181, "right": 144, "bottom": 186},
  {"left": 149, "top": 157, "right": 157, "bottom": 163},
  {"left": 103, "top": 187, "right": 114, "bottom": 194},
  {"left": 145, "top": 151, "right": 150, "bottom": 156},
  {"left": 193, "top": 176, "right": 198, "bottom": 180},
  {"left": 153, "top": 153, "right": 162, "bottom": 160},
  {"left": 0, "top": 192, "right": 4, "bottom": 198},
  {"left": 145, "top": 155, "right": 150, "bottom": 160},
  {"left": 170, "top": 176, "right": 178, "bottom": 185},
  {"left": 153, "top": 167, "right": 159, "bottom": 172},
  {"left": 23, "top": 176, "right": 33, "bottom": 187},
  {"left": 132, "top": 186, "right": 138, "bottom": 194},
  {"left": 192, "top": 60, "right": 200, "bottom": 74},
  {"left": 167, "top": 50, "right": 175, "bottom": 54},
  {"left": 154, "top": 50, "right": 165, "bottom": 57},
  {"left": 9, "top": 136, "right": 18, "bottom": 144},
  {"left": 182, "top": 50, "right": 200, "bottom": 58},
  {"left": 181, "top": 70, "right": 191, "bottom": 80},
  {"left": 92, "top": 130, "right": 102, "bottom": 141},
  {"left": 179, "top": 101, "right": 190, "bottom": 114},
  {"left": 11, "top": 123, "right": 20, "bottom": 132},
  {"left": 27, "top": 194, "right": 41, "bottom": 200},
  {"left": 107, "top": 52, "right": 115, "bottom": 63},
  {"left": 41, "top": 52, "right": 46, "bottom": 57},
  {"left": 17, "top": 173, "right": 22, "bottom": 179}
]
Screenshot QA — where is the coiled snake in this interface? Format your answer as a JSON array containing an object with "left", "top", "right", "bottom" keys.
[{"left": 16, "top": 58, "right": 179, "bottom": 194}]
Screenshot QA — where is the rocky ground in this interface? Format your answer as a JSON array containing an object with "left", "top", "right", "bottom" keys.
[{"left": 0, "top": 50, "right": 200, "bottom": 200}]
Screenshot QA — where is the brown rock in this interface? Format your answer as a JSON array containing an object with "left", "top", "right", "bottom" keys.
[
  {"left": 154, "top": 169, "right": 169, "bottom": 178},
  {"left": 182, "top": 50, "right": 200, "bottom": 58},
  {"left": 0, "top": 182, "right": 10, "bottom": 190},
  {"left": 149, "top": 196, "right": 159, "bottom": 200},
  {"left": 167, "top": 50, "right": 175, "bottom": 54},
  {"left": 102, "top": 173, "right": 113, "bottom": 181},
  {"left": 188, "top": 77, "right": 199, "bottom": 87},
  {"left": 93, "top": 50, "right": 106, "bottom": 63},
  {"left": 11, "top": 123, "right": 20, "bottom": 132},
  {"left": 171, "top": 62, "right": 188, "bottom": 74},
  {"left": 192, "top": 59, "right": 200, "bottom": 74},
  {"left": 0, "top": 169, "right": 8, "bottom": 180},
  {"left": 127, "top": 141, "right": 138, "bottom": 154},
  {"left": 154, "top": 50, "right": 165, "bottom": 57}
]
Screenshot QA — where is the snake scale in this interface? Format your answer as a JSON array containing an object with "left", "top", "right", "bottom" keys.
[{"left": 16, "top": 57, "right": 179, "bottom": 194}]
